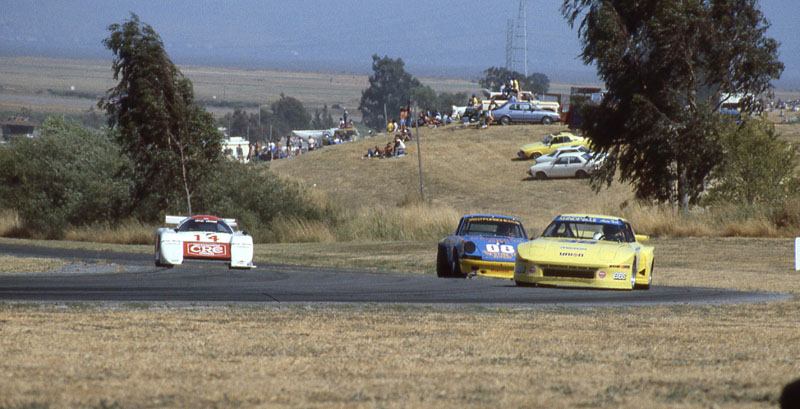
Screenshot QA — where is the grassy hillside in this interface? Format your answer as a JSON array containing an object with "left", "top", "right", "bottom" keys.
[
  {"left": 269, "top": 123, "right": 634, "bottom": 235},
  {"left": 269, "top": 118, "right": 800, "bottom": 237}
]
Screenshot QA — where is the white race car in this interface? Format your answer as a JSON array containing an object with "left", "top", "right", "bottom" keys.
[{"left": 154, "top": 215, "right": 255, "bottom": 269}]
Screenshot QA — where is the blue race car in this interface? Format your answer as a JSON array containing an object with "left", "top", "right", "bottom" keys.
[{"left": 436, "top": 214, "right": 528, "bottom": 279}]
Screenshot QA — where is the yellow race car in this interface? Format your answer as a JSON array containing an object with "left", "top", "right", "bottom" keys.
[
  {"left": 517, "top": 131, "right": 590, "bottom": 160},
  {"left": 513, "top": 214, "right": 654, "bottom": 290}
]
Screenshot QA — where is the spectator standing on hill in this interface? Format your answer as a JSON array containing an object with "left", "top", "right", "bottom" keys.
[
  {"left": 399, "top": 108, "right": 408, "bottom": 132},
  {"left": 343, "top": 108, "right": 348, "bottom": 127}
]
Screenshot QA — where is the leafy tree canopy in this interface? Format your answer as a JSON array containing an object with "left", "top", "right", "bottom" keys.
[
  {"left": 266, "top": 94, "right": 311, "bottom": 136},
  {"left": 359, "top": 55, "right": 422, "bottom": 129},
  {"left": 478, "top": 67, "right": 550, "bottom": 95},
  {"left": 99, "top": 12, "right": 222, "bottom": 219},
  {"left": 562, "top": 0, "right": 783, "bottom": 210},
  {"left": 704, "top": 118, "right": 799, "bottom": 206},
  {"left": 312, "top": 104, "right": 336, "bottom": 129},
  {"left": 0, "top": 116, "right": 132, "bottom": 237}
]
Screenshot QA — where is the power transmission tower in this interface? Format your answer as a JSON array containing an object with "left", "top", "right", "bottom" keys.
[
  {"left": 505, "top": 19, "right": 514, "bottom": 70},
  {"left": 511, "top": 0, "right": 529, "bottom": 77}
]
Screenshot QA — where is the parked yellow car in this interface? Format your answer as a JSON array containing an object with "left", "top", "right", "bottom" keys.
[
  {"left": 517, "top": 131, "right": 590, "bottom": 159},
  {"left": 513, "top": 214, "right": 654, "bottom": 290}
]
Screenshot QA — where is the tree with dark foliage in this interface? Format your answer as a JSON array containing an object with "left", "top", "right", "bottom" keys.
[
  {"left": 562, "top": 0, "right": 783, "bottom": 212},
  {"left": 478, "top": 67, "right": 550, "bottom": 95},
  {"left": 99, "top": 13, "right": 222, "bottom": 218},
  {"left": 359, "top": 55, "right": 423, "bottom": 129}
]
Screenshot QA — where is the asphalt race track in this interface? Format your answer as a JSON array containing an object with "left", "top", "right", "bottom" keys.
[{"left": 0, "top": 242, "right": 789, "bottom": 306}]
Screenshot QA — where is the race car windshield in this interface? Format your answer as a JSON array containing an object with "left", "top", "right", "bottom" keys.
[
  {"left": 542, "top": 221, "right": 633, "bottom": 242},
  {"left": 463, "top": 220, "right": 524, "bottom": 238},
  {"left": 177, "top": 219, "right": 233, "bottom": 234}
]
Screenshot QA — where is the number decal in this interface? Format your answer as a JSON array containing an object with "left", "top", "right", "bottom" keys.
[
  {"left": 486, "top": 244, "right": 515, "bottom": 253},
  {"left": 194, "top": 234, "right": 219, "bottom": 242}
]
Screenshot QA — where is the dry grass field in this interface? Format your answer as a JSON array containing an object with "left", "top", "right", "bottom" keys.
[
  {"left": 2, "top": 57, "right": 800, "bottom": 408},
  {"left": 1, "top": 301, "right": 799, "bottom": 409}
]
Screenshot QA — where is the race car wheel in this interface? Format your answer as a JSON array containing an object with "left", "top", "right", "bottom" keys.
[
  {"left": 575, "top": 170, "right": 588, "bottom": 178},
  {"left": 541, "top": 116, "right": 553, "bottom": 125},
  {"left": 514, "top": 279, "right": 535, "bottom": 287},
  {"left": 154, "top": 243, "right": 165, "bottom": 267},
  {"left": 500, "top": 116, "right": 511, "bottom": 126},
  {"left": 535, "top": 171, "right": 547, "bottom": 180},
  {"left": 451, "top": 251, "right": 466, "bottom": 279},
  {"left": 436, "top": 246, "right": 452, "bottom": 277},
  {"left": 530, "top": 152, "right": 541, "bottom": 160},
  {"left": 630, "top": 257, "right": 638, "bottom": 290}
]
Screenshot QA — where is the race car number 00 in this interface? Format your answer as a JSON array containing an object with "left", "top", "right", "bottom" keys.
[{"left": 486, "top": 244, "right": 514, "bottom": 253}]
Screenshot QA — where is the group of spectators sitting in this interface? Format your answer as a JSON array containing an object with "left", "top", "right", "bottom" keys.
[{"left": 363, "top": 133, "right": 409, "bottom": 159}]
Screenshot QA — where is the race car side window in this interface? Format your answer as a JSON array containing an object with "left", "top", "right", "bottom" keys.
[
  {"left": 623, "top": 223, "right": 635, "bottom": 243},
  {"left": 543, "top": 222, "right": 574, "bottom": 238}
]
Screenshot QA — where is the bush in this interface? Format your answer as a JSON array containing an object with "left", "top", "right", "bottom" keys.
[
  {"left": 188, "top": 161, "right": 322, "bottom": 242},
  {"left": 704, "top": 118, "right": 800, "bottom": 206},
  {"left": 0, "top": 116, "right": 132, "bottom": 238}
]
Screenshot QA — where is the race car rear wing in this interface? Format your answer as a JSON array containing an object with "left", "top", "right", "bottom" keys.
[{"left": 164, "top": 215, "right": 238, "bottom": 228}]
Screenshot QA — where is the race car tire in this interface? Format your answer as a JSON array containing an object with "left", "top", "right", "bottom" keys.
[
  {"left": 535, "top": 171, "right": 547, "bottom": 180},
  {"left": 450, "top": 251, "right": 466, "bottom": 279},
  {"left": 436, "top": 246, "right": 452, "bottom": 277},
  {"left": 542, "top": 116, "right": 553, "bottom": 125},
  {"left": 154, "top": 243, "right": 165, "bottom": 267},
  {"left": 530, "top": 152, "right": 542, "bottom": 160},
  {"left": 575, "top": 170, "right": 588, "bottom": 178},
  {"left": 500, "top": 116, "right": 511, "bottom": 126},
  {"left": 630, "top": 257, "right": 638, "bottom": 290},
  {"left": 514, "top": 279, "right": 535, "bottom": 287}
]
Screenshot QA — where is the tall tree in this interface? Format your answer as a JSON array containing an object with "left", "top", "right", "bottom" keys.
[
  {"left": 359, "top": 55, "right": 422, "bottom": 129},
  {"left": 562, "top": 0, "right": 782, "bottom": 211},
  {"left": 99, "top": 13, "right": 222, "bottom": 218},
  {"left": 312, "top": 104, "right": 336, "bottom": 129},
  {"left": 478, "top": 67, "right": 550, "bottom": 94}
]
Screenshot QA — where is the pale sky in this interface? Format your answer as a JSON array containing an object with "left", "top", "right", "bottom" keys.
[{"left": 1, "top": 1, "right": 798, "bottom": 87}]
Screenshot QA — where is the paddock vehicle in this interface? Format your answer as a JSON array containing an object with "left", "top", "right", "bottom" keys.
[
  {"left": 533, "top": 144, "right": 590, "bottom": 164},
  {"left": 484, "top": 91, "right": 560, "bottom": 113},
  {"left": 513, "top": 214, "right": 654, "bottom": 290},
  {"left": 517, "top": 131, "right": 590, "bottom": 159},
  {"left": 527, "top": 152, "right": 605, "bottom": 180},
  {"left": 154, "top": 215, "right": 255, "bottom": 269},
  {"left": 491, "top": 102, "right": 562, "bottom": 125},
  {"left": 437, "top": 214, "right": 528, "bottom": 279}
]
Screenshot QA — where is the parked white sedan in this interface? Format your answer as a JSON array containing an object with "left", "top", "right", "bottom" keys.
[
  {"left": 533, "top": 144, "right": 591, "bottom": 164},
  {"left": 528, "top": 152, "right": 605, "bottom": 180},
  {"left": 154, "top": 215, "right": 255, "bottom": 269}
]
